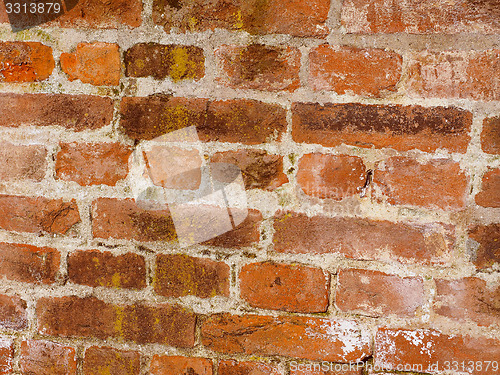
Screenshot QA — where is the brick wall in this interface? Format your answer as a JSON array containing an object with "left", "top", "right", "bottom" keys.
[{"left": 0, "top": 0, "right": 499, "bottom": 374}]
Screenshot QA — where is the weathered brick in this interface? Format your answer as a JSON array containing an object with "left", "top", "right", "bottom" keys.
[
  {"left": 20, "top": 340, "right": 76, "bottom": 375},
  {"left": 375, "top": 328, "right": 500, "bottom": 374},
  {"left": 202, "top": 314, "right": 371, "bottom": 362},
  {"left": 0, "top": 195, "right": 80, "bottom": 235},
  {"left": 92, "top": 198, "right": 176, "bottom": 242},
  {"left": 292, "top": 103, "right": 472, "bottom": 153},
  {"left": 273, "top": 212, "right": 454, "bottom": 265},
  {"left": 211, "top": 150, "right": 288, "bottom": 191},
  {"left": 309, "top": 46, "right": 402, "bottom": 96},
  {"left": 482, "top": 116, "right": 500, "bottom": 154},
  {"left": 0, "top": 294, "right": 27, "bottom": 330},
  {"left": 0, "top": 94, "right": 114, "bottom": 131},
  {"left": 219, "top": 360, "right": 281, "bottom": 375},
  {"left": 0, "top": 242, "right": 60, "bottom": 284},
  {"left": 406, "top": 50, "right": 500, "bottom": 101},
  {"left": 240, "top": 262, "right": 329, "bottom": 313},
  {"left": 435, "top": 277, "right": 500, "bottom": 327},
  {"left": 0, "top": 340, "right": 13, "bottom": 375},
  {"left": 341, "top": 0, "right": 500, "bottom": 34},
  {"left": 475, "top": 168, "right": 500, "bottom": 208},
  {"left": 150, "top": 356, "right": 213, "bottom": 375},
  {"left": 68, "top": 250, "right": 146, "bottom": 289},
  {"left": 37, "top": 296, "right": 196, "bottom": 346},
  {"left": 153, "top": 0, "right": 330, "bottom": 37},
  {"left": 336, "top": 269, "right": 424, "bottom": 317},
  {"left": 468, "top": 224, "right": 500, "bottom": 269},
  {"left": 125, "top": 43, "right": 205, "bottom": 81},
  {"left": 0, "top": 142, "right": 47, "bottom": 182},
  {"left": 61, "top": 42, "right": 121, "bottom": 86},
  {"left": 56, "top": 143, "right": 132, "bottom": 186},
  {"left": 374, "top": 157, "right": 468, "bottom": 210},
  {"left": 84, "top": 346, "right": 141, "bottom": 375},
  {"left": 0, "top": 42, "right": 54, "bottom": 82},
  {"left": 297, "top": 154, "right": 366, "bottom": 200},
  {"left": 155, "top": 254, "right": 230, "bottom": 298},
  {"left": 216, "top": 44, "right": 301, "bottom": 91}
]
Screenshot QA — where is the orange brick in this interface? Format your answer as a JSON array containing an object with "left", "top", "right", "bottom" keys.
[
  {"left": 219, "top": 360, "right": 281, "bottom": 375},
  {"left": 0, "top": 42, "right": 54, "bottom": 82},
  {"left": 468, "top": 224, "right": 500, "bottom": 269},
  {"left": 0, "top": 142, "right": 47, "bottom": 182},
  {"left": 84, "top": 346, "right": 141, "bottom": 375},
  {"left": 20, "top": 340, "right": 76, "bottom": 375},
  {"left": 0, "top": 294, "right": 27, "bottom": 330},
  {"left": 150, "top": 356, "right": 213, "bottom": 375},
  {"left": 482, "top": 116, "right": 500, "bottom": 154},
  {"left": 475, "top": 168, "right": 500, "bottom": 208},
  {"left": 0, "top": 340, "right": 13, "bottom": 375}
]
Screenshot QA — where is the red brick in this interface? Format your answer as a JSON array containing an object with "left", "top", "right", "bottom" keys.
[
  {"left": 297, "top": 154, "right": 366, "bottom": 200},
  {"left": 374, "top": 157, "right": 468, "bottom": 210},
  {"left": 375, "top": 328, "right": 500, "bottom": 374},
  {"left": 92, "top": 198, "right": 176, "bottom": 242},
  {"left": 0, "top": 195, "right": 80, "bottom": 235},
  {"left": 0, "top": 42, "right": 54, "bottom": 82},
  {"left": 0, "top": 294, "right": 27, "bottom": 330},
  {"left": 0, "top": 94, "right": 114, "bottom": 131},
  {"left": 153, "top": 0, "right": 330, "bottom": 37},
  {"left": 475, "top": 168, "right": 500, "bottom": 208},
  {"left": 239, "top": 262, "right": 329, "bottom": 313},
  {"left": 273, "top": 212, "right": 454, "bottom": 265},
  {"left": 150, "top": 356, "right": 213, "bottom": 375},
  {"left": 435, "top": 277, "right": 500, "bottom": 327},
  {"left": 406, "top": 50, "right": 500, "bottom": 101},
  {"left": 84, "top": 346, "right": 141, "bottom": 375},
  {"left": 219, "top": 360, "right": 281, "bottom": 375},
  {"left": 211, "top": 150, "right": 288, "bottom": 191},
  {"left": 336, "top": 269, "right": 424, "bottom": 317},
  {"left": 61, "top": 42, "right": 121, "bottom": 86},
  {"left": 125, "top": 43, "right": 205, "bottom": 81},
  {"left": 0, "top": 242, "right": 60, "bottom": 284},
  {"left": 37, "top": 296, "right": 196, "bottom": 346},
  {"left": 0, "top": 340, "right": 13, "bottom": 375},
  {"left": 216, "top": 44, "right": 301, "bottom": 91},
  {"left": 20, "top": 340, "right": 76, "bottom": 375},
  {"left": 0, "top": 142, "right": 47, "bottom": 181},
  {"left": 482, "top": 116, "right": 500, "bottom": 154},
  {"left": 155, "top": 254, "right": 229, "bottom": 298},
  {"left": 68, "top": 250, "right": 146, "bottom": 289},
  {"left": 56, "top": 142, "right": 132, "bottom": 186},
  {"left": 309, "top": 46, "right": 402, "bottom": 96},
  {"left": 292, "top": 103, "right": 472, "bottom": 153},
  {"left": 202, "top": 314, "right": 370, "bottom": 362},
  {"left": 341, "top": 0, "right": 500, "bottom": 34},
  {"left": 468, "top": 224, "right": 500, "bottom": 269},
  {"left": 290, "top": 364, "right": 361, "bottom": 375}
]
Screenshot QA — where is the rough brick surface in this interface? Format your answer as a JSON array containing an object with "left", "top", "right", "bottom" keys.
[
  {"left": 219, "top": 360, "right": 281, "bottom": 375},
  {"left": 68, "top": 250, "right": 146, "bottom": 289},
  {"left": 0, "top": 94, "right": 114, "bottom": 131},
  {"left": 0, "top": 243, "right": 60, "bottom": 284},
  {"left": 37, "top": 296, "right": 196, "bottom": 346},
  {"left": 125, "top": 43, "right": 205, "bottom": 81},
  {"left": 211, "top": 150, "right": 288, "bottom": 191},
  {"left": 0, "top": 294, "right": 27, "bottom": 330},
  {"left": 61, "top": 42, "right": 121, "bottom": 86},
  {"left": 273, "top": 212, "right": 454, "bottom": 265},
  {"left": 309, "top": 46, "right": 402, "bottom": 96},
  {"left": 475, "top": 168, "right": 500, "bottom": 208},
  {"left": 0, "top": 42, "right": 54, "bottom": 82},
  {"left": 154, "top": 254, "right": 230, "bottom": 298},
  {"left": 374, "top": 157, "right": 468, "bottom": 210},
  {"left": 216, "top": 44, "right": 301, "bottom": 91},
  {"left": 56, "top": 142, "right": 133, "bottom": 186},
  {"left": 202, "top": 314, "right": 371, "bottom": 362},
  {"left": 336, "top": 269, "right": 424, "bottom": 317},
  {"left": 20, "top": 340, "right": 76, "bottom": 375},
  {"left": 292, "top": 103, "right": 472, "bottom": 153},
  {"left": 153, "top": 0, "right": 330, "bottom": 37},
  {"left": 150, "top": 356, "right": 213, "bottom": 375},
  {"left": 0, "top": 195, "right": 80, "bottom": 235},
  {"left": 0, "top": 340, "right": 13, "bottom": 375},
  {"left": 84, "top": 346, "right": 141, "bottom": 375},
  {"left": 297, "top": 154, "right": 366, "bottom": 200},
  {"left": 435, "top": 277, "right": 500, "bottom": 327},
  {"left": 482, "top": 116, "right": 500, "bottom": 154},
  {"left": 239, "top": 262, "right": 329, "bottom": 313},
  {"left": 0, "top": 142, "right": 47, "bottom": 182},
  {"left": 468, "top": 224, "right": 500, "bottom": 269}
]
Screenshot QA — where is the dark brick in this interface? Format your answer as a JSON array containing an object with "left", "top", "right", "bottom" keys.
[
  {"left": 0, "top": 294, "right": 27, "bottom": 330},
  {"left": 468, "top": 224, "right": 500, "bottom": 269}
]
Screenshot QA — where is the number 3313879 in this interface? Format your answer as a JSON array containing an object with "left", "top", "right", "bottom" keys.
[{"left": 5, "top": 2, "right": 61, "bottom": 13}]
